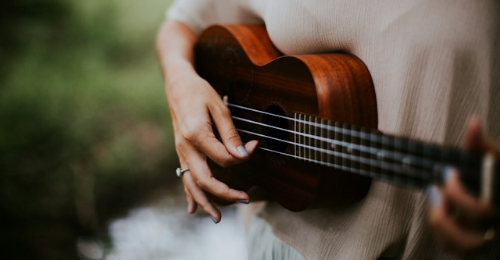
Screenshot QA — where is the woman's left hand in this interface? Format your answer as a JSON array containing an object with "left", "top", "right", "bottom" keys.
[{"left": 428, "top": 117, "right": 500, "bottom": 253}]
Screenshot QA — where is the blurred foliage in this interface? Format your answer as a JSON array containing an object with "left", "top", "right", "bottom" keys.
[
  {"left": 0, "top": 1, "right": 70, "bottom": 78},
  {"left": 0, "top": 0, "right": 176, "bottom": 259}
]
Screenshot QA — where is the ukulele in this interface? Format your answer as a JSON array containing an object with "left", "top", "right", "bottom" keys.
[{"left": 194, "top": 24, "right": 499, "bottom": 212}]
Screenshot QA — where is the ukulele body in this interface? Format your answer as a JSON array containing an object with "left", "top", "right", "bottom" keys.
[{"left": 195, "top": 25, "right": 378, "bottom": 211}]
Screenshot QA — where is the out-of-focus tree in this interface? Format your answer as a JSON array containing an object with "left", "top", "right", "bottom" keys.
[
  {"left": 0, "top": 0, "right": 176, "bottom": 259},
  {"left": 0, "top": 0, "right": 70, "bottom": 81}
]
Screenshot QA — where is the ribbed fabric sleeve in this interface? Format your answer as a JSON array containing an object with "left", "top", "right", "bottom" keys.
[{"left": 166, "top": 0, "right": 261, "bottom": 34}]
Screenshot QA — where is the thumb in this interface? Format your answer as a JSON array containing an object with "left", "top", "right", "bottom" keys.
[
  {"left": 464, "top": 116, "right": 485, "bottom": 153},
  {"left": 465, "top": 116, "right": 500, "bottom": 157},
  {"left": 209, "top": 103, "right": 250, "bottom": 159}
]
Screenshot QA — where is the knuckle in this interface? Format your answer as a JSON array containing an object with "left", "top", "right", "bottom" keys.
[
  {"left": 198, "top": 201, "right": 211, "bottom": 212},
  {"left": 219, "top": 160, "right": 231, "bottom": 168},
  {"left": 209, "top": 177, "right": 232, "bottom": 199},
  {"left": 213, "top": 104, "right": 231, "bottom": 118},
  {"left": 196, "top": 178, "right": 209, "bottom": 190},
  {"left": 174, "top": 137, "right": 185, "bottom": 150},
  {"left": 181, "top": 123, "right": 202, "bottom": 142},
  {"left": 215, "top": 158, "right": 234, "bottom": 168},
  {"left": 224, "top": 128, "right": 241, "bottom": 143},
  {"left": 221, "top": 187, "right": 233, "bottom": 199}
]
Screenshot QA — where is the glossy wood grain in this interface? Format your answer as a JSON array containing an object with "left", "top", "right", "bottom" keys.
[{"left": 195, "top": 24, "right": 378, "bottom": 211}]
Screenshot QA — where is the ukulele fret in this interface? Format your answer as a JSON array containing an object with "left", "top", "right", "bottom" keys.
[
  {"left": 315, "top": 117, "right": 320, "bottom": 162},
  {"left": 294, "top": 113, "right": 298, "bottom": 159},
  {"left": 289, "top": 112, "right": 467, "bottom": 188},
  {"left": 327, "top": 120, "right": 332, "bottom": 165},
  {"left": 321, "top": 118, "right": 327, "bottom": 164}
]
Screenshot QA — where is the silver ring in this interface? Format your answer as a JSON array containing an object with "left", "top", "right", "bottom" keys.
[{"left": 176, "top": 167, "right": 189, "bottom": 177}]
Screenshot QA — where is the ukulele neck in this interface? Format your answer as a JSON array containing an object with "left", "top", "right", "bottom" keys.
[{"left": 230, "top": 101, "right": 498, "bottom": 203}]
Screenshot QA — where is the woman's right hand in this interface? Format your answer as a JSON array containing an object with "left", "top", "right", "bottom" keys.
[
  {"left": 158, "top": 20, "right": 258, "bottom": 223},
  {"left": 168, "top": 69, "right": 258, "bottom": 223}
]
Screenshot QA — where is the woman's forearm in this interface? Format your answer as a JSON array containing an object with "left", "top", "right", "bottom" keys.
[
  {"left": 156, "top": 20, "right": 198, "bottom": 90},
  {"left": 155, "top": 19, "right": 255, "bottom": 223}
]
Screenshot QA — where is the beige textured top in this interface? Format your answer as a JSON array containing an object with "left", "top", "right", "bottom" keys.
[{"left": 167, "top": 0, "right": 500, "bottom": 259}]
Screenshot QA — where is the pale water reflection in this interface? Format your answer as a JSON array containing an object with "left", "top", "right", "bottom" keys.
[{"left": 104, "top": 200, "right": 247, "bottom": 260}]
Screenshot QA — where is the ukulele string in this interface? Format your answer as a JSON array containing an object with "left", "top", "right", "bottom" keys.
[
  {"left": 256, "top": 146, "right": 431, "bottom": 188},
  {"left": 229, "top": 102, "right": 376, "bottom": 137},
  {"left": 235, "top": 127, "right": 434, "bottom": 185},
  {"left": 232, "top": 115, "right": 435, "bottom": 170},
  {"left": 228, "top": 103, "right": 439, "bottom": 163},
  {"left": 226, "top": 102, "right": 448, "bottom": 183}
]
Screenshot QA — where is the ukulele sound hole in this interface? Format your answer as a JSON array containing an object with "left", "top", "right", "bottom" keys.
[{"left": 263, "top": 105, "right": 289, "bottom": 152}]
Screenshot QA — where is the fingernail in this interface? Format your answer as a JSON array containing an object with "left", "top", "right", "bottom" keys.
[
  {"left": 238, "top": 200, "right": 250, "bottom": 204},
  {"left": 237, "top": 145, "right": 249, "bottom": 157},
  {"left": 426, "top": 185, "right": 442, "bottom": 206},
  {"left": 210, "top": 215, "right": 219, "bottom": 224},
  {"left": 441, "top": 166, "right": 455, "bottom": 183},
  {"left": 187, "top": 204, "right": 193, "bottom": 214}
]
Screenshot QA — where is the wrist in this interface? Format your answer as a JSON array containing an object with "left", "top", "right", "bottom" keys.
[{"left": 165, "top": 59, "right": 197, "bottom": 86}]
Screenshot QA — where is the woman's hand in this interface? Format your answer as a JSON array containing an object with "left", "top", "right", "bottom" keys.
[
  {"left": 157, "top": 21, "right": 258, "bottom": 223},
  {"left": 169, "top": 71, "right": 258, "bottom": 223},
  {"left": 428, "top": 117, "right": 500, "bottom": 253}
]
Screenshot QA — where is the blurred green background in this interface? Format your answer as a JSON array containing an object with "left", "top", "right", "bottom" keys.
[{"left": 0, "top": 0, "right": 180, "bottom": 259}]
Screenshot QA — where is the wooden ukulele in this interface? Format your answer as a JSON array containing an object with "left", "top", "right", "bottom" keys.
[{"left": 194, "top": 24, "right": 499, "bottom": 212}]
